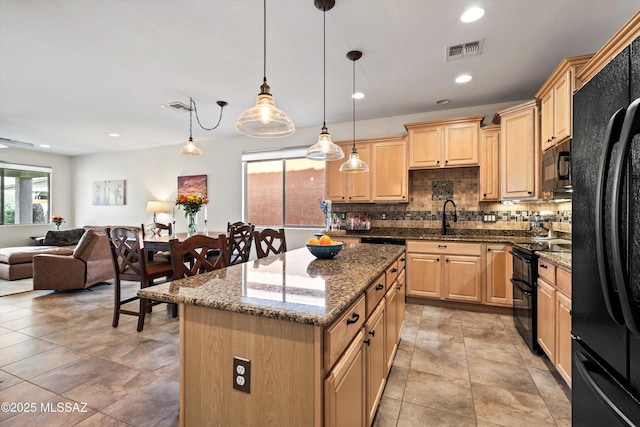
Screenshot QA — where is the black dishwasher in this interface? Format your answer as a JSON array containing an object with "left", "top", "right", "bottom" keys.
[{"left": 360, "top": 237, "right": 406, "bottom": 245}]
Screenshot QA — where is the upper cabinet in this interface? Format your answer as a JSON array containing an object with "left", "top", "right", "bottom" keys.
[
  {"left": 479, "top": 125, "right": 500, "bottom": 201},
  {"left": 536, "top": 54, "right": 593, "bottom": 151},
  {"left": 497, "top": 100, "right": 540, "bottom": 200},
  {"left": 404, "top": 116, "right": 483, "bottom": 169},
  {"left": 326, "top": 136, "right": 407, "bottom": 203}
]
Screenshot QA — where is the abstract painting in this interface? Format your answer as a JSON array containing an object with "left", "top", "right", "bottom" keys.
[
  {"left": 178, "top": 174, "right": 207, "bottom": 196},
  {"left": 93, "top": 180, "right": 126, "bottom": 205}
]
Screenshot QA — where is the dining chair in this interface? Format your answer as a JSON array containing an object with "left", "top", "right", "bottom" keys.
[
  {"left": 227, "top": 222, "right": 255, "bottom": 265},
  {"left": 142, "top": 222, "right": 173, "bottom": 261},
  {"left": 253, "top": 228, "right": 287, "bottom": 258},
  {"left": 169, "top": 234, "right": 230, "bottom": 278},
  {"left": 107, "top": 227, "right": 176, "bottom": 332}
]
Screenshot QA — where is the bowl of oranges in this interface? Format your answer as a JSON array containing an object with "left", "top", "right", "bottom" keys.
[{"left": 306, "top": 234, "right": 343, "bottom": 259}]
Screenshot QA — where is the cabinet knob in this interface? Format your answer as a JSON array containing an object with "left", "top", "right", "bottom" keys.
[
  {"left": 391, "top": 268, "right": 398, "bottom": 273},
  {"left": 346, "top": 313, "right": 360, "bottom": 325},
  {"left": 446, "top": 259, "right": 449, "bottom": 263},
  {"left": 396, "top": 285, "right": 401, "bottom": 291},
  {"left": 438, "top": 245, "right": 447, "bottom": 248},
  {"left": 400, "top": 257, "right": 406, "bottom": 262},
  {"left": 437, "top": 160, "right": 440, "bottom": 164},
  {"left": 551, "top": 136, "right": 556, "bottom": 140},
  {"left": 364, "top": 339, "right": 371, "bottom": 346},
  {"left": 445, "top": 160, "right": 448, "bottom": 164},
  {"left": 528, "top": 191, "right": 532, "bottom": 195},
  {"left": 376, "top": 283, "right": 384, "bottom": 291},
  {"left": 483, "top": 193, "right": 487, "bottom": 197},
  {"left": 487, "top": 248, "right": 491, "bottom": 252},
  {"left": 369, "top": 330, "right": 375, "bottom": 337},
  {"left": 540, "top": 264, "right": 547, "bottom": 269}
]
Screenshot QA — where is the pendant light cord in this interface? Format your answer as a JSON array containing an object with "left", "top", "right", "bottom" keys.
[
  {"left": 352, "top": 56, "right": 356, "bottom": 150},
  {"left": 190, "top": 97, "right": 226, "bottom": 131},
  {"left": 323, "top": 10, "right": 326, "bottom": 127},
  {"left": 263, "top": 0, "right": 267, "bottom": 82}
]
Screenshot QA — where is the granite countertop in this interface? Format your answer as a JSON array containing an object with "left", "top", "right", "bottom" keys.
[
  {"left": 536, "top": 251, "right": 571, "bottom": 270},
  {"left": 138, "top": 243, "right": 405, "bottom": 327}
]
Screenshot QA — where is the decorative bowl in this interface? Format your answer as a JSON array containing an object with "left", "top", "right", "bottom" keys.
[{"left": 306, "top": 242, "right": 343, "bottom": 259}]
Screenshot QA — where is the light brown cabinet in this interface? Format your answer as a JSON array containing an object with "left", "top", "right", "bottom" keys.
[
  {"left": 325, "top": 142, "right": 371, "bottom": 203},
  {"left": 536, "top": 54, "right": 592, "bottom": 151},
  {"left": 326, "top": 136, "right": 407, "bottom": 203},
  {"left": 384, "top": 268, "right": 405, "bottom": 373},
  {"left": 324, "top": 328, "right": 366, "bottom": 427},
  {"left": 536, "top": 257, "right": 572, "bottom": 387},
  {"left": 364, "top": 303, "right": 386, "bottom": 426},
  {"left": 406, "top": 241, "right": 481, "bottom": 303},
  {"left": 371, "top": 136, "right": 408, "bottom": 202},
  {"left": 479, "top": 125, "right": 500, "bottom": 201},
  {"left": 497, "top": 100, "right": 540, "bottom": 200},
  {"left": 405, "top": 116, "right": 483, "bottom": 169},
  {"left": 485, "top": 244, "right": 513, "bottom": 306}
]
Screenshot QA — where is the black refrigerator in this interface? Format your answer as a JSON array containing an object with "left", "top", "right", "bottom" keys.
[{"left": 572, "top": 34, "right": 640, "bottom": 425}]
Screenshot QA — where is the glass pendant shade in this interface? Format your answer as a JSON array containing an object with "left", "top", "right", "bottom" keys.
[
  {"left": 236, "top": 87, "right": 295, "bottom": 138},
  {"left": 339, "top": 147, "right": 369, "bottom": 172},
  {"left": 306, "top": 126, "right": 344, "bottom": 160},
  {"left": 180, "top": 137, "right": 202, "bottom": 156}
]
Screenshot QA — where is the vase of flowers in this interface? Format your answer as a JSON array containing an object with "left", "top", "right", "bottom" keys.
[
  {"left": 175, "top": 193, "right": 209, "bottom": 236},
  {"left": 51, "top": 215, "right": 65, "bottom": 230}
]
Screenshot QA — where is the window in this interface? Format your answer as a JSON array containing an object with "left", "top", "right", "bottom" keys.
[
  {"left": 243, "top": 148, "right": 325, "bottom": 227},
  {"left": 1, "top": 162, "right": 52, "bottom": 225}
]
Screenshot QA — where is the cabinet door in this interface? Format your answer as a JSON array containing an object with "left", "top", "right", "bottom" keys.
[
  {"left": 444, "top": 255, "right": 482, "bottom": 302},
  {"left": 556, "top": 291, "right": 572, "bottom": 386},
  {"left": 540, "top": 89, "right": 554, "bottom": 152},
  {"left": 485, "top": 244, "right": 513, "bottom": 306},
  {"left": 384, "top": 284, "right": 398, "bottom": 373},
  {"left": 347, "top": 143, "right": 371, "bottom": 202},
  {"left": 408, "top": 126, "right": 441, "bottom": 168},
  {"left": 372, "top": 138, "right": 407, "bottom": 202},
  {"left": 500, "top": 102, "right": 539, "bottom": 200},
  {"left": 395, "top": 269, "right": 406, "bottom": 342},
  {"left": 553, "top": 70, "right": 571, "bottom": 144},
  {"left": 406, "top": 253, "right": 441, "bottom": 298},
  {"left": 324, "top": 329, "right": 366, "bottom": 427},
  {"left": 325, "top": 146, "right": 348, "bottom": 202},
  {"left": 479, "top": 127, "right": 500, "bottom": 201},
  {"left": 365, "top": 304, "right": 386, "bottom": 426},
  {"left": 443, "top": 122, "right": 479, "bottom": 166},
  {"left": 537, "top": 278, "right": 556, "bottom": 362}
]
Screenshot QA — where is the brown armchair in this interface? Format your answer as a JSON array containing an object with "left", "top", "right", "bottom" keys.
[{"left": 33, "top": 229, "right": 115, "bottom": 291}]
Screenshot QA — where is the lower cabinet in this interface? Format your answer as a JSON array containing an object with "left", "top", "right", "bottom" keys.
[
  {"left": 406, "top": 252, "right": 441, "bottom": 298},
  {"left": 443, "top": 254, "right": 482, "bottom": 303},
  {"left": 537, "top": 278, "right": 556, "bottom": 360},
  {"left": 365, "top": 303, "right": 386, "bottom": 426},
  {"left": 324, "top": 328, "right": 366, "bottom": 427},
  {"left": 556, "top": 291, "right": 572, "bottom": 384},
  {"left": 485, "top": 244, "right": 513, "bottom": 306}
]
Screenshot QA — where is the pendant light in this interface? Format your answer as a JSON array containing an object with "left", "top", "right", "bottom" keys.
[
  {"left": 180, "top": 97, "right": 227, "bottom": 156},
  {"left": 306, "top": 0, "right": 345, "bottom": 161},
  {"left": 236, "top": 0, "right": 295, "bottom": 138},
  {"left": 339, "top": 50, "right": 369, "bottom": 173}
]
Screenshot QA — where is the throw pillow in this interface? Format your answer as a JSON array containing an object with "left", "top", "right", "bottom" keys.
[{"left": 43, "top": 228, "right": 86, "bottom": 246}]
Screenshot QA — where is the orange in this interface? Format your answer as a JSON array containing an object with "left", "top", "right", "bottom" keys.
[
  {"left": 308, "top": 238, "right": 320, "bottom": 245},
  {"left": 319, "top": 235, "right": 333, "bottom": 245}
]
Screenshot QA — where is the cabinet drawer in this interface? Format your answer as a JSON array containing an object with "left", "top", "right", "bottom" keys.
[
  {"left": 385, "top": 261, "right": 399, "bottom": 291},
  {"left": 556, "top": 267, "right": 571, "bottom": 296},
  {"left": 397, "top": 252, "right": 406, "bottom": 272},
  {"left": 324, "top": 295, "right": 366, "bottom": 371},
  {"left": 365, "top": 274, "right": 386, "bottom": 317},
  {"left": 538, "top": 259, "right": 556, "bottom": 284},
  {"left": 406, "top": 240, "right": 481, "bottom": 256}
]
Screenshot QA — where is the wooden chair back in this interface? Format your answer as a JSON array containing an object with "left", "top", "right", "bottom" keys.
[
  {"left": 227, "top": 222, "right": 255, "bottom": 265},
  {"left": 142, "top": 222, "right": 172, "bottom": 237},
  {"left": 254, "top": 228, "right": 287, "bottom": 258},
  {"left": 169, "top": 234, "right": 230, "bottom": 278}
]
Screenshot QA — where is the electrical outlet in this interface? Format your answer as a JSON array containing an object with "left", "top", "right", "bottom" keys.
[
  {"left": 382, "top": 213, "right": 386, "bottom": 220},
  {"left": 233, "top": 357, "right": 251, "bottom": 393}
]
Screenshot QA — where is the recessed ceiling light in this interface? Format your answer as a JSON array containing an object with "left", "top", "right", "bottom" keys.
[
  {"left": 461, "top": 7, "right": 485, "bottom": 23},
  {"left": 108, "top": 133, "right": 120, "bottom": 137},
  {"left": 436, "top": 99, "right": 451, "bottom": 105},
  {"left": 455, "top": 74, "right": 472, "bottom": 83},
  {"left": 352, "top": 92, "right": 365, "bottom": 99},
  {"left": 39, "top": 144, "right": 50, "bottom": 148}
]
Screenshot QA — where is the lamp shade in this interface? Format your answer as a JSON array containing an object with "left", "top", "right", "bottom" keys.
[
  {"left": 146, "top": 201, "right": 166, "bottom": 213},
  {"left": 306, "top": 126, "right": 345, "bottom": 161},
  {"left": 339, "top": 147, "right": 369, "bottom": 173},
  {"left": 180, "top": 137, "right": 202, "bottom": 156},
  {"left": 236, "top": 92, "right": 295, "bottom": 138}
]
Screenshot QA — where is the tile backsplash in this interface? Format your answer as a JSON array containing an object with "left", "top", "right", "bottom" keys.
[{"left": 332, "top": 167, "right": 572, "bottom": 233}]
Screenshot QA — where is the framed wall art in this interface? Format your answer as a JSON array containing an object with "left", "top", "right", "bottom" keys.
[
  {"left": 92, "top": 180, "right": 126, "bottom": 205},
  {"left": 177, "top": 174, "right": 207, "bottom": 196}
]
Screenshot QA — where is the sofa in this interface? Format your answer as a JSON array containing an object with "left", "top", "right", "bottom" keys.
[
  {"left": 33, "top": 227, "right": 115, "bottom": 291},
  {"left": 0, "top": 228, "right": 86, "bottom": 281}
]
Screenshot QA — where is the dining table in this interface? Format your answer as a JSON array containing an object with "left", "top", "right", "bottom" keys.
[{"left": 143, "top": 231, "right": 228, "bottom": 255}]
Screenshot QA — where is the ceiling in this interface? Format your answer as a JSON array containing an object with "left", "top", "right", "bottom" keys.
[{"left": 0, "top": 1, "right": 638, "bottom": 156}]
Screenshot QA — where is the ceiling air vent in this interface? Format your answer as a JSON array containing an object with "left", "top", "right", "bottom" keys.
[
  {"left": 446, "top": 39, "right": 484, "bottom": 61},
  {"left": 161, "top": 101, "right": 192, "bottom": 112}
]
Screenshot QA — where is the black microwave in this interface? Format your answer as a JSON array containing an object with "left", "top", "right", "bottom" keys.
[{"left": 542, "top": 140, "right": 571, "bottom": 200}]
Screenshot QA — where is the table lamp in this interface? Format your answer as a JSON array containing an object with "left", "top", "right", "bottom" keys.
[{"left": 146, "top": 200, "right": 167, "bottom": 223}]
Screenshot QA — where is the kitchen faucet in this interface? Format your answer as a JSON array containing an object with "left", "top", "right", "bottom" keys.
[{"left": 441, "top": 199, "right": 458, "bottom": 235}]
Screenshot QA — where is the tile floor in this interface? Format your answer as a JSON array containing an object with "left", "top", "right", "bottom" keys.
[{"left": 0, "top": 281, "right": 571, "bottom": 426}]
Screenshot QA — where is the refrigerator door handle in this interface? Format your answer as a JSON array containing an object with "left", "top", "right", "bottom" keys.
[
  {"left": 575, "top": 349, "right": 640, "bottom": 426},
  {"left": 611, "top": 97, "right": 640, "bottom": 337},
  {"left": 595, "top": 107, "right": 626, "bottom": 325}
]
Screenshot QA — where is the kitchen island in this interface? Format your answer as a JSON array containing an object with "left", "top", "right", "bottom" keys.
[{"left": 139, "top": 242, "right": 406, "bottom": 427}]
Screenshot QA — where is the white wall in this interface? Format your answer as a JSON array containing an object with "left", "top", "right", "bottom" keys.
[
  {"left": 2, "top": 100, "right": 524, "bottom": 250},
  {"left": 0, "top": 148, "right": 74, "bottom": 247}
]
